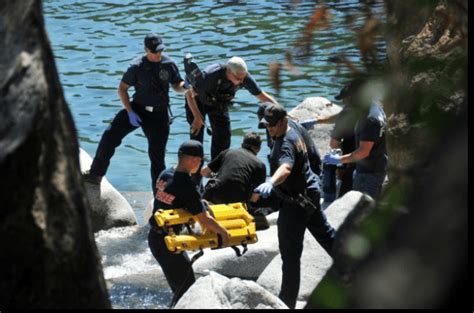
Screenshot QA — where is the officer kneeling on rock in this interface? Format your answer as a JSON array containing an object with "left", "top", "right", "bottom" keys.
[
  {"left": 253, "top": 103, "right": 336, "bottom": 309},
  {"left": 147, "top": 140, "right": 230, "bottom": 307}
]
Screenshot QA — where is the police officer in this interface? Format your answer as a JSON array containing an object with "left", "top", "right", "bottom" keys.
[
  {"left": 257, "top": 102, "right": 322, "bottom": 176},
  {"left": 253, "top": 103, "right": 335, "bottom": 309},
  {"left": 148, "top": 140, "right": 230, "bottom": 306},
  {"left": 185, "top": 56, "right": 277, "bottom": 161},
  {"left": 323, "top": 79, "right": 387, "bottom": 200},
  {"left": 83, "top": 33, "right": 185, "bottom": 195}
]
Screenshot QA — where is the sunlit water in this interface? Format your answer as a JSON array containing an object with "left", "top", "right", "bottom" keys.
[{"left": 43, "top": 0, "right": 385, "bottom": 308}]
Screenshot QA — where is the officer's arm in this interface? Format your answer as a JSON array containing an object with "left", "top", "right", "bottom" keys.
[
  {"left": 255, "top": 91, "right": 278, "bottom": 104},
  {"left": 118, "top": 81, "right": 133, "bottom": 112},
  {"left": 195, "top": 211, "right": 230, "bottom": 246},
  {"left": 171, "top": 81, "right": 186, "bottom": 93},
  {"left": 341, "top": 140, "right": 374, "bottom": 164},
  {"left": 185, "top": 88, "right": 205, "bottom": 135},
  {"left": 269, "top": 163, "right": 292, "bottom": 186}
]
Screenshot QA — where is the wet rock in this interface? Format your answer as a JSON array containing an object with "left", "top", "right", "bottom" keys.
[{"left": 80, "top": 148, "right": 138, "bottom": 231}]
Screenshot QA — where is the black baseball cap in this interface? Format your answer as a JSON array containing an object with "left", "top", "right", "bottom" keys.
[
  {"left": 259, "top": 103, "right": 287, "bottom": 127},
  {"left": 178, "top": 140, "right": 204, "bottom": 158},
  {"left": 144, "top": 33, "right": 165, "bottom": 53},
  {"left": 335, "top": 79, "right": 365, "bottom": 100},
  {"left": 257, "top": 102, "right": 272, "bottom": 129}
]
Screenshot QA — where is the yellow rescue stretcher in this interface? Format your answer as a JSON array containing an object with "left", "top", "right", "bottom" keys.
[{"left": 153, "top": 202, "right": 258, "bottom": 255}]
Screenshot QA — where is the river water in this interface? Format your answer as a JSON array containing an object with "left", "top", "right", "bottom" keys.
[{"left": 42, "top": 0, "right": 385, "bottom": 308}]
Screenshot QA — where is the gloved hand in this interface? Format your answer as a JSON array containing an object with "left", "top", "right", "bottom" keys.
[
  {"left": 254, "top": 181, "right": 274, "bottom": 198},
  {"left": 299, "top": 118, "right": 318, "bottom": 129},
  {"left": 127, "top": 111, "right": 142, "bottom": 127},
  {"left": 323, "top": 152, "right": 342, "bottom": 166},
  {"left": 183, "top": 77, "right": 191, "bottom": 89}
]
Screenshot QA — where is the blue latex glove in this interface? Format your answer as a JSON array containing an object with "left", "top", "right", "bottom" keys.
[
  {"left": 323, "top": 152, "right": 342, "bottom": 166},
  {"left": 183, "top": 77, "right": 191, "bottom": 89},
  {"left": 127, "top": 111, "right": 142, "bottom": 127},
  {"left": 254, "top": 181, "right": 274, "bottom": 198},
  {"left": 299, "top": 118, "right": 318, "bottom": 129}
]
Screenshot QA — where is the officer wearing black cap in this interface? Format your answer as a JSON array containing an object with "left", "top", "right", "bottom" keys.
[
  {"left": 253, "top": 103, "right": 335, "bottom": 309},
  {"left": 148, "top": 140, "right": 230, "bottom": 307},
  {"left": 323, "top": 78, "right": 387, "bottom": 200},
  {"left": 306, "top": 79, "right": 365, "bottom": 202},
  {"left": 83, "top": 33, "right": 186, "bottom": 195},
  {"left": 257, "top": 102, "right": 322, "bottom": 176}
]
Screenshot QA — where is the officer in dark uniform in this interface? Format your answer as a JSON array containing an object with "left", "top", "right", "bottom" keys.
[
  {"left": 148, "top": 140, "right": 230, "bottom": 306},
  {"left": 327, "top": 81, "right": 364, "bottom": 198},
  {"left": 324, "top": 81, "right": 387, "bottom": 200},
  {"left": 253, "top": 103, "right": 335, "bottom": 309},
  {"left": 257, "top": 102, "right": 322, "bottom": 176},
  {"left": 185, "top": 56, "right": 277, "bottom": 161},
  {"left": 83, "top": 33, "right": 185, "bottom": 195},
  {"left": 200, "top": 132, "right": 266, "bottom": 206}
]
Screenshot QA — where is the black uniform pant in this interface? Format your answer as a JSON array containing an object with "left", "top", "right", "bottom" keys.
[
  {"left": 185, "top": 98, "right": 231, "bottom": 160},
  {"left": 90, "top": 102, "right": 169, "bottom": 194},
  {"left": 277, "top": 188, "right": 335, "bottom": 309},
  {"left": 148, "top": 228, "right": 195, "bottom": 305},
  {"left": 337, "top": 166, "right": 355, "bottom": 197}
]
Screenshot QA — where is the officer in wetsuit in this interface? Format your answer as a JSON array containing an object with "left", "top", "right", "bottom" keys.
[
  {"left": 83, "top": 33, "right": 185, "bottom": 195},
  {"left": 148, "top": 140, "right": 230, "bottom": 306},
  {"left": 185, "top": 56, "right": 277, "bottom": 161},
  {"left": 253, "top": 103, "right": 335, "bottom": 309}
]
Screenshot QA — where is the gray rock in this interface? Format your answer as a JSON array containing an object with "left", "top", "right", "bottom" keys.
[
  {"left": 80, "top": 148, "right": 137, "bottom": 232},
  {"left": 257, "top": 191, "right": 365, "bottom": 303},
  {"left": 289, "top": 96, "right": 342, "bottom": 155},
  {"left": 175, "top": 271, "right": 288, "bottom": 309}
]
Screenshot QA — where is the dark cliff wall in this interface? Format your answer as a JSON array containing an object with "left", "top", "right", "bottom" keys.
[
  {"left": 306, "top": 0, "right": 467, "bottom": 309},
  {"left": 0, "top": 1, "right": 110, "bottom": 308}
]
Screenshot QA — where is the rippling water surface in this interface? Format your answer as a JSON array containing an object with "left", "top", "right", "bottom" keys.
[{"left": 43, "top": 0, "right": 385, "bottom": 192}]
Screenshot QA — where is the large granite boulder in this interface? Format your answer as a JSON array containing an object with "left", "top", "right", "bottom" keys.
[
  {"left": 257, "top": 191, "right": 365, "bottom": 306},
  {"left": 288, "top": 96, "right": 342, "bottom": 155},
  {"left": 175, "top": 271, "right": 288, "bottom": 309},
  {"left": 79, "top": 148, "right": 137, "bottom": 232}
]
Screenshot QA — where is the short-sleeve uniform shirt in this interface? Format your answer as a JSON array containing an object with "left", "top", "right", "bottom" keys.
[
  {"left": 354, "top": 103, "right": 387, "bottom": 173},
  {"left": 122, "top": 55, "right": 183, "bottom": 110},
  {"left": 150, "top": 168, "right": 205, "bottom": 229},
  {"left": 270, "top": 127, "right": 320, "bottom": 196},
  {"left": 194, "top": 63, "right": 262, "bottom": 106}
]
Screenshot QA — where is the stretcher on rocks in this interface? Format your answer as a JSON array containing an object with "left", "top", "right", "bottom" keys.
[{"left": 153, "top": 202, "right": 258, "bottom": 257}]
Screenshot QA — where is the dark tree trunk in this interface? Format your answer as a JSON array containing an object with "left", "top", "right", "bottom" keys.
[
  {"left": 306, "top": 0, "right": 467, "bottom": 309},
  {"left": 0, "top": 1, "right": 110, "bottom": 308}
]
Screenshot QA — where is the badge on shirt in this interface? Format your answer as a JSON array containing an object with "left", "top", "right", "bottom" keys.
[{"left": 159, "top": 69, "right": 169, "bottom": 81}]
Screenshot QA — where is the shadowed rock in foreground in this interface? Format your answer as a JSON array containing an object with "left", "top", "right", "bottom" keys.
[
  {"left": 306, "top": 0, "right": 467, "bottom": 309},
  {"left": 0, "top": 1, "right": 110, "bottom": 308}
]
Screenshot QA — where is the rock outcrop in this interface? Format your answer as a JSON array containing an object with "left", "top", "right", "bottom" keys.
[
  {"left": 288, "top": 96, "right": 342, "bottom": 156},
  {"left": 0, "top": 1, "right": 110, "bottom": 308},
  {"left": 79, "top": 148, "right": 138, "bottom": 232},
  {"left": 306, "top": 0, "right": 467, "bottom": 309}
]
